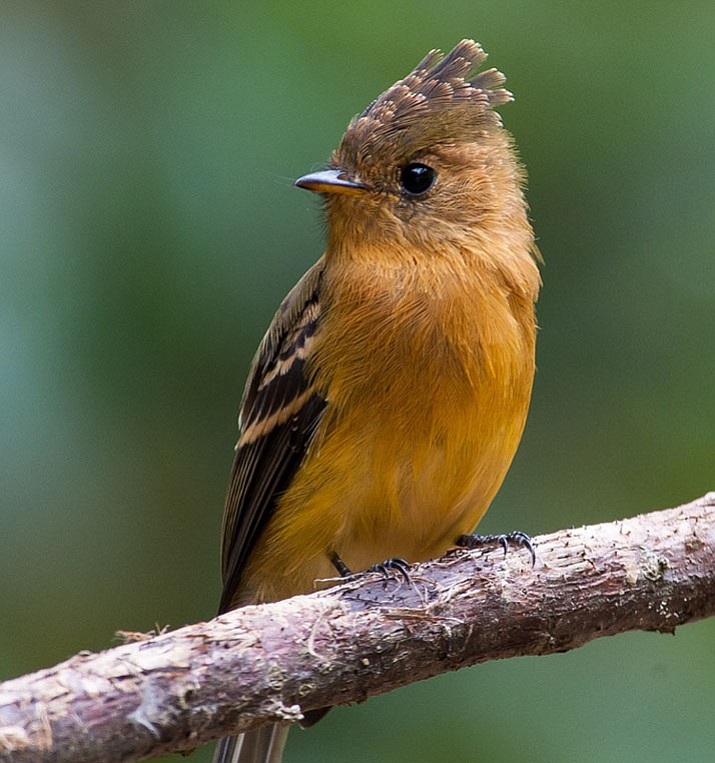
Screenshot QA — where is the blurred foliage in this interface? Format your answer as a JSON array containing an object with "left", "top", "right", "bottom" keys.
[{"left": 1, "top": 2, "right": 714, "bottom": 762}]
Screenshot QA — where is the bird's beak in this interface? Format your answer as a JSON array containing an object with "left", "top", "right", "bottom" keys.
[{"left": 294, "top": 169, "right": 370, "bottom": 196}]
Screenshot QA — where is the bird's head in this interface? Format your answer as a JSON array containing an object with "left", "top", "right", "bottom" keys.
[{"left": 295, "top": 39, "right": 533, "bottom": 263}]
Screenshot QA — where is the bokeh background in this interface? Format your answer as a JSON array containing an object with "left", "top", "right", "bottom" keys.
[{"left": 2, "top": 2, "right": 714, "bottom": 762}]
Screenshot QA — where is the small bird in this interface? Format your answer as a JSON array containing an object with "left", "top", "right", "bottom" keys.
[{"left": 214, "top": 39, "right": 541, "bottom": 763}]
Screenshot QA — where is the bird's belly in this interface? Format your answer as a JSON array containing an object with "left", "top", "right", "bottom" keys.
[
  {"left": 330, "top": 407, "right": 523, "bottom": 570},
  {"left": 243, "top": 368, "right": 530, "bottom": 603}
]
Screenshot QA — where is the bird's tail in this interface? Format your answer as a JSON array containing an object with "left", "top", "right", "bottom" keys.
[{"left": 213, "top": 725, "right": 290, "bottom": 763}]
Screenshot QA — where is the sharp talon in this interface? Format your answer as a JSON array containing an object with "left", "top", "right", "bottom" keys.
[
  {"left": 330, "top": 553, "right": 413, "bottom": 582},
  {"left": 456, "top": 531, "right": 536, "bottom": 566},
  {"left": 368, "top": 557, "right": 411, "bottom": 583}
]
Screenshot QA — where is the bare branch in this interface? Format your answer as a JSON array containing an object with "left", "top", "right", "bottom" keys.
[{"left": 1, "top": 493, "right": 714, "bottom": 763}]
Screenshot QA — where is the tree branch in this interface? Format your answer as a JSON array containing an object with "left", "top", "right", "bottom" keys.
[{"left": 2, "top": 493, "right": 714, "bottom": 763}]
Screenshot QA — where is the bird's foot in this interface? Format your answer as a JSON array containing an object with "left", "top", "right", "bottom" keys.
[
  {"left": 455, "top": 531, "right": 536, "bottom": 566},
  {"left": 366, "top": 557, "right": 411, "bottom": 583},
  {"left": 330, "top": 552, "right": 411, "bottom": 583}
]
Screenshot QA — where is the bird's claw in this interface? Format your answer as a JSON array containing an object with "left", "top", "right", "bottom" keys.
[
  {"left": 367, "top": 557, "right": 412, "bottom": 583},
  {"left": 330, "top": 553, "right": 412, "bottom": 583},
  {"left": 456, "top": 531, "right": 536, "bottom": 566}
]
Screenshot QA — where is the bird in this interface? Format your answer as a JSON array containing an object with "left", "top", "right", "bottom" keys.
[{"left": 214, "top": 39, "right": 541, "bottom": 763}]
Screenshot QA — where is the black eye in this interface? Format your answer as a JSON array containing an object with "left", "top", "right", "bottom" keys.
[{"left": 399, "top": 163, "right": 436, "bottom": 196}]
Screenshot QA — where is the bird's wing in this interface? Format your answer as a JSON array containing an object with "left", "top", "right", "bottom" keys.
[{"left": 218, "top": 259, "right": 327, "bottom": 613}]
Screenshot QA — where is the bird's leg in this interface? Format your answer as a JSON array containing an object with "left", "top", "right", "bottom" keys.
[
  {"left": 455, "top": 531, "right": 536, "bottom": 566},
  {"left": 329, "top": 552, "right": 411, "bottom": 583},
  {"left": 329, "top": 551, "right": 352, "bottom": 577}
]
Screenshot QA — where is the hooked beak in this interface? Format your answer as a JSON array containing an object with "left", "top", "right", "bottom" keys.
[{"left": 294, "top": 168, "right": 370, "bottom": 196}]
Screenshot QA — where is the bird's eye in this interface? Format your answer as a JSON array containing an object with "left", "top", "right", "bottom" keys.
[{"left": 399, "top": 163, "right": 436, "bottom": 196}]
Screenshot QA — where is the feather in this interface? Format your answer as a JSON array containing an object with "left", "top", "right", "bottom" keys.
[
  {"left": 336, "top": 39, "right": 511, "bottom": 172},
  {"left": 219, "top": 262, "right": 327, "bottom": 611}
]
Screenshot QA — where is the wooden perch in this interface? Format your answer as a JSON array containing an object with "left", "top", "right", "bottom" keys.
[{"left": 1, "top": 493, "right": 714, "bottom": 763}]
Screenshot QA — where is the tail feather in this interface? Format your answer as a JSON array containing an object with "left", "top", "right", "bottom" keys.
[{"left": 213, "top": 725, "right": 290, "bottom": 763}]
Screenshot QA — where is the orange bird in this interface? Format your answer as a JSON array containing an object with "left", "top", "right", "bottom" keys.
[{"left": 215, "top": 39, "right": 541, "bottom": 763}]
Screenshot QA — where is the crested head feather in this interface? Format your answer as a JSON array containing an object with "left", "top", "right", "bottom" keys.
[{"left": 335, "top": 40, "right": 512, "bottom": 170}]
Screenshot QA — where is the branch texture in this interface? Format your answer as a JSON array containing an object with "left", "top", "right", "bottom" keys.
[{"left": 2, "top": 493, "right": 714, "bottom": 763}]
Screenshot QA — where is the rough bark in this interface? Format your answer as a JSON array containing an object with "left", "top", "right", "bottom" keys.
[{"left": 1, "top": 493, "right": 714, "bottom": 763}]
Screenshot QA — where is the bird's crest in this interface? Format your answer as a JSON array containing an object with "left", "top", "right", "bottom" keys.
[{"left": 335, "top": 40, "right": 512, "bottom": 168}]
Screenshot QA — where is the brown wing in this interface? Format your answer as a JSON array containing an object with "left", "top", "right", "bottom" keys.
[{"left": 218, "top": 260, "right": 327, "bottom": 613}]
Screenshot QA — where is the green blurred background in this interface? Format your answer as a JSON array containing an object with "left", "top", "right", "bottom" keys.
[{"left": 2, "top": 2, "right": 714, "bottom": 762}]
